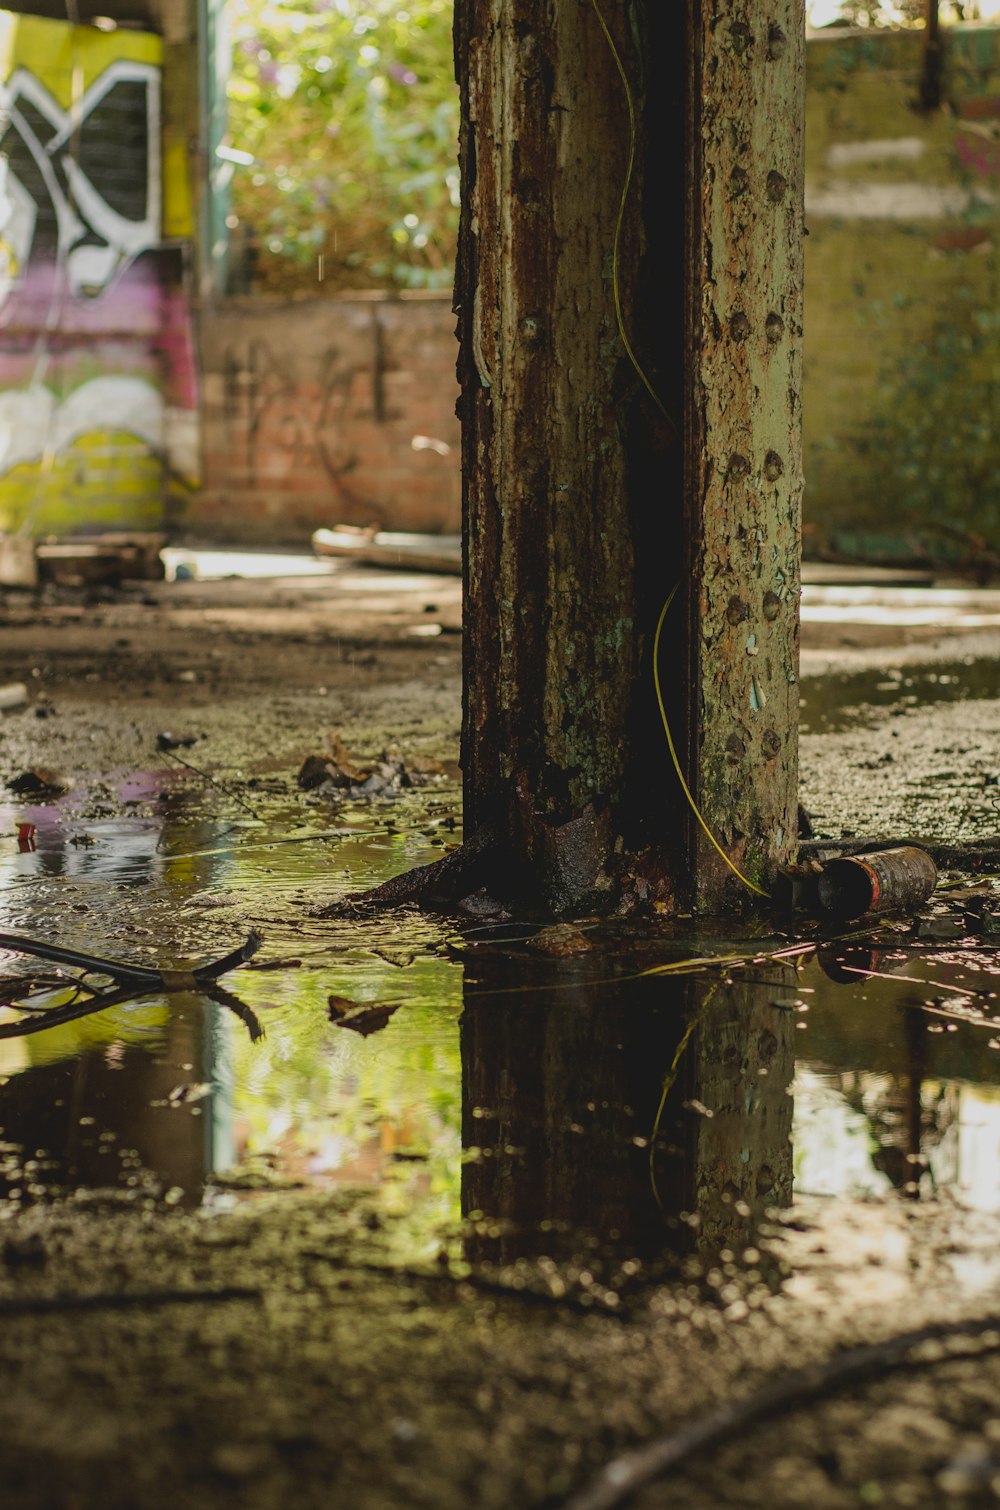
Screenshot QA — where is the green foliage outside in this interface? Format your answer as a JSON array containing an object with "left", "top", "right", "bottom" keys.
[
  {"left": 227, "top": 0, "right": 458, "bottom": 295},
  {"left": 224, "top": 0, "right": 984, "bottom": 297},
  {"left": 807, "top": 2, "right": 987, "bottom": 25}
]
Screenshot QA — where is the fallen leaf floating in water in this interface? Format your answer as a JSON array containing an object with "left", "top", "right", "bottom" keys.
[
  {"left": 327, "top": 995, "right": 401, "bottom": 1036},
  {"left": 370, "top": 948, "right": 416, "bottom": 969}
]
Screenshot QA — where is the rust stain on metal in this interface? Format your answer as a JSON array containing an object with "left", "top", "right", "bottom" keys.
[{"left": 685, "top": 0, "right": 804, "bottom": 905}]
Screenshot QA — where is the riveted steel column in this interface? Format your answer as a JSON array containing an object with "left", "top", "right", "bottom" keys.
[{"left": 684, "top": 2, "right": 805, "bottom": 907}]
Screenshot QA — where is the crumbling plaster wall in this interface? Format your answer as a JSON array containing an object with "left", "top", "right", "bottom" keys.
[
  {"left": 803, "top": 24, "right": 1000, "bottom": 558},
  {"left": 193, "top": 24, "right": 1000, "bottom": 551},
  {"left": 5, "top": 9, "right": 994, "bottom": 548}
]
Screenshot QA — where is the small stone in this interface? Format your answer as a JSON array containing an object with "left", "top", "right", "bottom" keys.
[
  {"left": 3, "top": 1232, "right": 47, "bottom": 1268},
  {"left": 527, "top": 924, "right": 594, "bottom": 957},
  {"left": 212, "top": 1444, "right": 266, "bottom": 1480}
]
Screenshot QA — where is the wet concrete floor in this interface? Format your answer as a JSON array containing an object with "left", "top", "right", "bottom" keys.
[{"left": 0, "top": 564, "right": 999, "bottom": 1507}]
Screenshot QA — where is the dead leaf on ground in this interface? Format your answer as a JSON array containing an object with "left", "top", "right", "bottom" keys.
[
  {"left": 297, "top": 754, "right": 335, "bottom": 790},
  {"left": 325, "top": 729, "right": 369, "bottom": 783},
  {"left": 402, "top": 755, "right": 460, "bottom": 786},
  {"left": 297, "top": 730, "right": 373, "bottom": 791},
  {"left": 327, "top": 994, "right": 402, "bottom": 1036},
  {"left": 8, "top": 768, "right": 71, "bottom": 797}
]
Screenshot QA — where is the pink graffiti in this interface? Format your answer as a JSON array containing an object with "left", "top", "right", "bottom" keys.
[{"left": 955, "top": 133, "right": 1000, "bottom": 180}]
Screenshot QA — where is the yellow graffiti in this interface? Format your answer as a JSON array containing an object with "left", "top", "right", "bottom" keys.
[
  {"left": 0, "top": 9, "right": 191, "bottom": 235},
  {"left": 0, "top": 236, "right": 19, "bottom": 282},
  {"left": 0, "top": 12, "right": 161, "bottom": 99},
  {"left": 163, "top": 138, "right": 194, "bottom": 240},
  {"left": 0, "top": 432, "right": 163, "bottom": 535}
]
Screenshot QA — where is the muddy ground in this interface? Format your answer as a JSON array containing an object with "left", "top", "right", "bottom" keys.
[{"left": 1, "top": 560, "right": 1000, "bottom": 1510}]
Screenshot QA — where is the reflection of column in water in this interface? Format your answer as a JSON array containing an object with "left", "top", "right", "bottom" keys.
[
  {"left": 460, "top": 955, "right": 796, "bottom": 1266},
  {"left": 203, "top": 995, "right": 234, "bottom": 1177},
  {"left": 838, "top": 1002, "right": 959, "bottom": 1197},
  {"left": 665, "top": 970, "right": 796, "bottom": 1254},
  {"left": 461, "top": 957, "right": 680, "bottom": 1265},
  {"left": 0, "top": 998, "right": 214, "bottom": 1206}
]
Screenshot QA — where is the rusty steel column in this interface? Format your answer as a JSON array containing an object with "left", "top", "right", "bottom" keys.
[
  {"left": 456, "top": 0, "right": 674, "bottom": 916},
  {"left": 683, "top": 3, "right": 805, "bottom": 908},
  {"left": 455, "top": 0, "right": 804, "bottom": 915}
]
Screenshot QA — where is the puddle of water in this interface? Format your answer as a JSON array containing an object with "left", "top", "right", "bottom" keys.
[
  {"left": 800, "top": 657, "right": 999, "bottom": 736},
  {"left": 0, "top": 748, "right": 998, "bottom": 1293}
]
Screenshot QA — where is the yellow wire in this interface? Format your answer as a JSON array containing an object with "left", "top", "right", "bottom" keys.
[
  {"left": 589, "top": 0, "right": 676, "bottom": 435},
  {"left": 461, "top": 940, "right": 814, "bottom": 1002},
  {"left": 648, "top": 980, "right": 720, "bottom": 1213},
  {"left": 591, "top": 1, "right": 766, "bottom": 901},
  {"left": 654, "top": 588, "right": 770, "bottom": 899},
  {"left": 641, "top": 942, "right": 812, "bottom": 978}
]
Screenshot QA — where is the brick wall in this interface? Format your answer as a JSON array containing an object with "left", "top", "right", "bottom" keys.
[
  {"left": 193, "top": 24, "right": 1000, "bottom": 555},
  {"left": 192, "top": 290, "right": 461, "bottom": 542}
]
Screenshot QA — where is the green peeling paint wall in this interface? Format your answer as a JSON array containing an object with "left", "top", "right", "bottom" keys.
[{"left": 804, "top": 24, "right": 1000, "bottom": 560}]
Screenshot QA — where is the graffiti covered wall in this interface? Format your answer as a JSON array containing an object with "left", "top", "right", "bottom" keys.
[{"left": 0, "top": 11, "right": 196, "bottom": 535}]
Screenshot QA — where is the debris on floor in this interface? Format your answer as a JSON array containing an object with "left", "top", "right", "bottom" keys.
[
  {"left": 35, "top": 533, "right": 166, "bottom": 587},
  {"left": 0, "top": 534, "right": 37, "bottom": 590},
  {"left": 297, "top": 730, "right": 456, "bottom": 797},
  {"left": 312, "top": 524, "right": 462, "bottom": 575},
  {"left": 0, "top": 551, "right": 998, "bottom": 1510},
  {"left": 783, "top": 845, "right": 939, "bottom": 918}
]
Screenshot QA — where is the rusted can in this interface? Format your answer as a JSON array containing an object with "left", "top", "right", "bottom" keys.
[
  {"left": 816, "top": 846, "right": 938, "bottom": 919},
  {"left": 816, "top": 945, "right": 912, "bottom": 983}
]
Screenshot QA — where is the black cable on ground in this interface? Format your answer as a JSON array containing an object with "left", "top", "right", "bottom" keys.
[
  {"left": 0, "top": 929, "right": 263, "bottom": 991},
  {"left": 567, "top": 1313, "right": 1000, "bottom": 1510}
]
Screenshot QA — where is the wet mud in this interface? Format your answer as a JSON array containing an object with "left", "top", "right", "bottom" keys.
[{"left": 0, "top": 567, "right": 999, "bottom": 1507}]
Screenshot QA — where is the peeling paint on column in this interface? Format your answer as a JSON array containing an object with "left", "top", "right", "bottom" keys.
[
  {"left": 458, "top": 0, "right": 799, "bottom": 913},
  {"left": 686, "top": 1, "right": 805, "bottom": 905}
]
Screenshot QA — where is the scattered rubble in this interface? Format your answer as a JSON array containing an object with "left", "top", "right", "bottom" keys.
[{"left": 297, "top": 730, "right": 456, "bottom": 798}]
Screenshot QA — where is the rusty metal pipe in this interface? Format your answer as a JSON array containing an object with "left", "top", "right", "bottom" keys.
[{"left": 816, "top": 846, "right": 938, "bottom": 919}]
